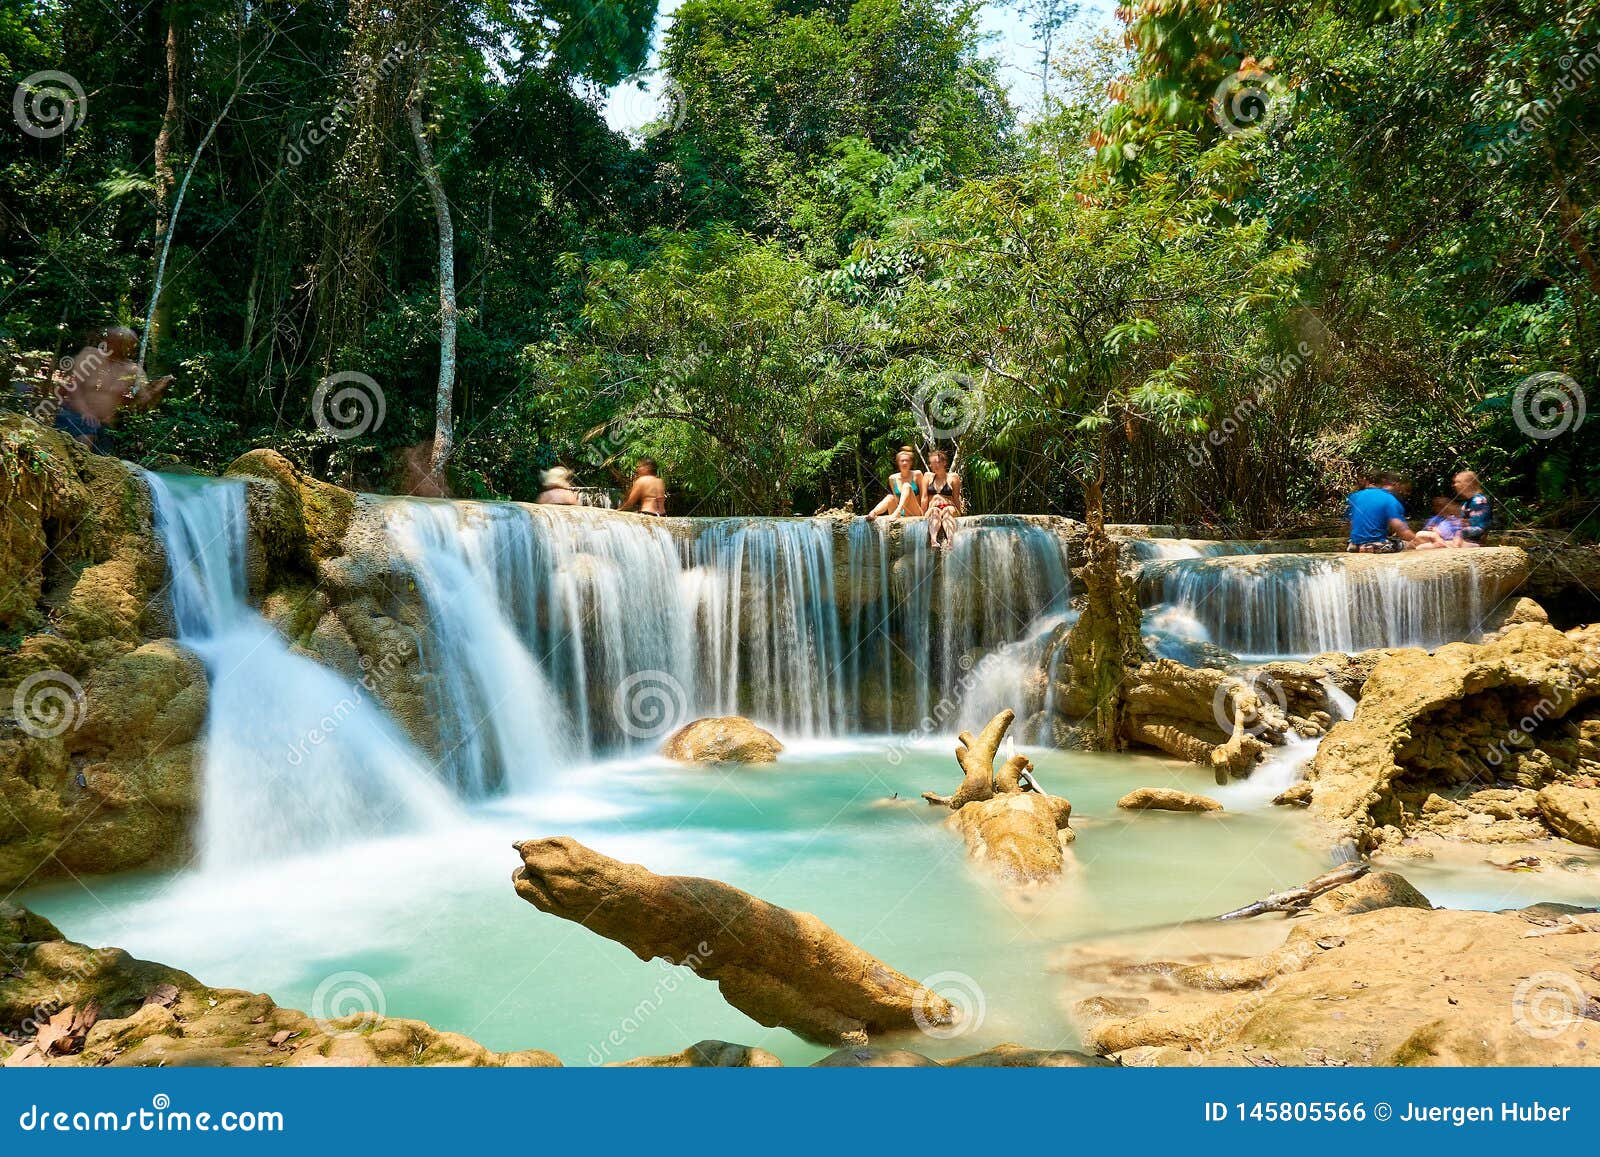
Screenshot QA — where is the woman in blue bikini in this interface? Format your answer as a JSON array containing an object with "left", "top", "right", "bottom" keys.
[{"left": 865, "top": 447, "right": 925, "bottom": 521}]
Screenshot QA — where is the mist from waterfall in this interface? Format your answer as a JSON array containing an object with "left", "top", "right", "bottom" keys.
[{"left": 145, "top": 473, "right": 457, "bottom": 867}]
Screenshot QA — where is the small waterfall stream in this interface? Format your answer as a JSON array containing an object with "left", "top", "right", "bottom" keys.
[
  {"left": 1140, "top": 553, "right": 1487, "bottom": 658},
  {"left": 146, "top": 473, "right": 456, "bottom": 866}
]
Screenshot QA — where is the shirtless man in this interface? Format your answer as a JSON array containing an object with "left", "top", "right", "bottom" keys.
[
  {"left": 52, "top": 326, "right": 172, "bottom": 453},
  {"left": 620, "top": 457, "right": 666, "bottom": 516}
]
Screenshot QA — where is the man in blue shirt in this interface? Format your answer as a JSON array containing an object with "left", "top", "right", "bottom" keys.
[
  {"left": 1346, "top": 472, "right": 1415, "bottom": 552},
  {"left": 1454, "top": 470, "right": 1492, "bottom": 543}
]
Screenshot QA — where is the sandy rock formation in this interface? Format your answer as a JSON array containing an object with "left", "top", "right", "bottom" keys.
[
  {"left": 1072, "top": 902, "right": 1600, "bottom": 1066},
  {"left": 1537, "top": 784, "right": 1600, "bottom": 848},
  {"left": 661, "top": 716, "right": 784, "bottom": 764},
  {"left": 512, "top": 836, "right": 955, "bottom": 1045},
  {"left": 1120, "top": 660, "right": 1277, "bottom": 779},
  {"left": 610, "top": 1040, "right": 783, "bottom": 1067},
  {"left": 1305, "top": 624, "right": 1600, "bottom": 851},
  {"left": 1117, "top": 787, "right": 1223, "bottom": 813},
  {"left": 0, "top": 905, "right": 559, "bottom": 1067},
  {"left": 921, "top": 710, "right": 1076, "bottom": 886}
]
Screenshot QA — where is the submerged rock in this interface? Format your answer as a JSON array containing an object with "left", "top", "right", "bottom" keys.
[
  {"left": 661, "top": 716, "right": 784, "bottom": 764},
  {"left": 610, "top": 1040, "right": 783, "bottom": 1067},
  {"left": 511, "top": 836, "right": 955, "bottom": 1045},
  {"left": 1304, "top": 870, "right": 1432, "bottom": 915},
  {"left": 1073, "top": 904, "right": 1600, "bottom": 1066},
  {"left": 1117, "top": 787, "right": 1223, "bottom": 813}
]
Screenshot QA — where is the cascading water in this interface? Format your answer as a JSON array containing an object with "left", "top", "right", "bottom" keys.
[
  {"left": 145, "top": 472, "right": 456, "bottom": 866},
  {"left": 1140, "top": 553, "right": 1487, "bottom": 659},
  {"left": 382, "top": 503, "right": 1078, "bottom": 762}
]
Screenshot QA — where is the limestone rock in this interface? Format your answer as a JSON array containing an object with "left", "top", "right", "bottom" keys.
[
  {"left": 512, "top": 836, "right": 955, "bottom": 1045},
  {"left": 1077, "top": 905, "right": 1600, "bottom": 1065},
  {"left": 1537, "top": 785, "right": 1600, "bottom": 848},
  {"left": 1117, "top": 787, "right": 1223, "bottom": 813},
  {"left": 1305, "top": 624, "right": 1600, "bottom": 850},
  {"left": 1304, "top": 871, "right": 1432, "bottom": 915},
  {"left": 610, "top": 1040, "right": 783, "bottom": 1067},
  {"left": 947, "top": 791, "right": 1075, "bottom": 887},
  {"left": 943, "top": 1043, "right": 1112, "bottom": 1067},
  {"left": 812, "top": 1046, "right": 941, "bottom": 1067},
  {"left": 661, "top": 716, "right": 784, "bottom": 764}
]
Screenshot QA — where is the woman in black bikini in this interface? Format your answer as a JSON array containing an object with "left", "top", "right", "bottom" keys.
[
  {"left": 923, "top": 449, "right": 962, "bottom": 549},
  {"left": 865, "top": 447, "right": 925, "bottom": 521}
]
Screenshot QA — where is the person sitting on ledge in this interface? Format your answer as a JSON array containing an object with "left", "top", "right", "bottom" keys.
[
  {"left": 537, "top": 465, "right": 581, "bottom": 506},
  {"left": 620, "top": 457, "right": 667, "bottom": 516},
  {"left": 923, "top": 448, "right": 963, "bottom": 549},
  {"left": 1411, "top": 496, "right": 1465, "bottom": 550},
  {"left": 1455, "top": 469, "right": 1492, "bottom": 545},
  {"left": 1345, "top": 470, "right": 1415, "bottom": 553},
  {"left": 51, "top": 325, "right": 172, "bottom": 454},
  {"left": 865, "top": 446, "right": 924, "bottom": 522}
]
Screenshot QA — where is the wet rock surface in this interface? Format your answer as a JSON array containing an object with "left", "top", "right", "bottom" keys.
[{"left": 662, "top": 716, "right": 784, "bottom": 764}]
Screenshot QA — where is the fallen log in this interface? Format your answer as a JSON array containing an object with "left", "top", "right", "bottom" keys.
[
  {"left": 1215, "top": 862, "right": 1369, "bottom": 921},
  {"left": 511, "top": 836, "right": 955, "bottom": 1046}
]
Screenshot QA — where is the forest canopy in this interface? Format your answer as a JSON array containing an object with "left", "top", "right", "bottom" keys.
[{"left": 2, "top": 0, "right": 1595, "bottom": 532}]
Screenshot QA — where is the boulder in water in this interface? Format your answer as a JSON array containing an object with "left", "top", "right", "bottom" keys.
[
  {"left": 610, "top": 1040, "right": 783, "bottom": 1067},
  {"left": 661, "top": 716, "right": 784, "bottom": 764},
  {"left": 1117, "top": 787, "right": 1222, "bottom": 813},
  {"left": 1537, "top": 784, "right": 1600, "bottom": 848},
  {"left": 511, "top": 836, "right": 955, "bottom": 1045}
]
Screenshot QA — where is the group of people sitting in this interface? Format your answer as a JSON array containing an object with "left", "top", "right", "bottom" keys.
[
  {"left": 1346, "top": 469, "right": 1492, "bottom": 553},
  {"left": 863, "top": 446, "right": 965, "bottom": 549}
]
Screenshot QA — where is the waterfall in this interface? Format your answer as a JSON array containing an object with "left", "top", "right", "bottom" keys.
[
  {"left": 383, "top": 505, "right": 1078, "bottom": 762},
  {"left": 145, "top": 473, "right": 456, "bottom": 867},
  {"left": 1140, "top": 553, "right": 1487, "bottom": 658}
]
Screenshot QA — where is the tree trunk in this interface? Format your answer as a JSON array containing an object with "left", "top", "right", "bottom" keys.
[
  {"left": 1060, "top": 472, "right": 1148, "bottom": 750},
  {"left": 148, "top": 18, "right": 181, "bottom": 356},
  {"left": 408, "top": 93, "right": 456, "bottom": 476}
]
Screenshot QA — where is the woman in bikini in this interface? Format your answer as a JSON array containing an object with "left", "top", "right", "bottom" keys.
[
  {"left": 923, "top": 448, "right": 962, "bottom": 549},
  {"left": 865, "top": 447, "right": 925, "bottom": 521}
]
